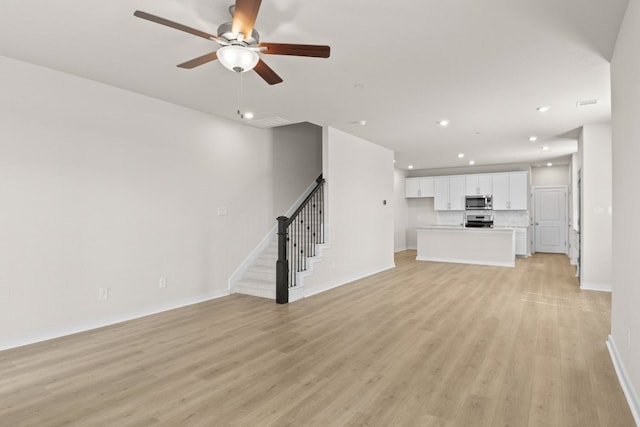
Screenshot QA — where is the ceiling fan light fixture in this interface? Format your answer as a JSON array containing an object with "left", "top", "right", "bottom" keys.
[{"left": 217, "top": 45, "right": 259, "bottom": 73}]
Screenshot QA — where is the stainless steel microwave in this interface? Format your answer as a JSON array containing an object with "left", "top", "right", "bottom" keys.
[{"left": 465, "top": 195, "right": 492, "bottom": 210}]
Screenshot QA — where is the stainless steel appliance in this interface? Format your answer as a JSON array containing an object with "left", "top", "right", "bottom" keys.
[
  {"left": 465, "top": 213, "right": 494, "bottom": 228},
  {"left": 465, "top": 195, "right": 492, "bottom": 210}
]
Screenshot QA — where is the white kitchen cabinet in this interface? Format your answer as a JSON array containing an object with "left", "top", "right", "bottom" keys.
[
  {"left": 435, "top": 176, "right": 465, "bottom": 210},
  {"left": 434, "top": 177, "right": 449, "bottom": 210},
  {"left": 405, "top": 178, "right": 421, "bottom": 198},
  {"left": 465, "top": 174, "right": 492, "bottom": 196},
  {"left": 492, "top": 174, "right": 509, "bottom": 209},
  {"left": 492, "top": 172, "right": 528, "bottom": 210},
  {"left": 509, "top": 172, "right": 528, "bottom": 209},
  {"left": 450, "top": 176, "right": 466, "bottom": 209},
  {"left": 515, "top": 228, "right": 528, "bottom": 256},
  {"left": 405, "top": 177, "right": 435, "bottom": 198}
]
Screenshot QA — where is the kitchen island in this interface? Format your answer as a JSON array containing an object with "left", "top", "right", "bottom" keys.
[{"left": 416, "top": 225, "right": 516, "bottom": 267}]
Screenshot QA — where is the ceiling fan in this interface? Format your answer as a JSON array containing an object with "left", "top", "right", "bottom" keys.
[{"left": 134, "top": 0, "right": 331, "bottom": 85}]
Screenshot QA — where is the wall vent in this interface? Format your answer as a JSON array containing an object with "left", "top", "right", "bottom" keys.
[
  {"left": 247, "top": 116, "right": 292, "bottom": 128},
  {"left": 576, "top": 98, "right": 598, "bottom": 107}
]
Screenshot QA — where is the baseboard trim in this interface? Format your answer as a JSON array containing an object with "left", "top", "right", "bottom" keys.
[
  {"left": 580, "top": 282, "right": 612, "bottom": 292},
  {"left": 607, "top": 335, "right": 640, "bottom": 425},
  {"left": 394, "top": 246, "right": 408, "bottom": 253},
  {"left": 0, "top": 289, "right": 230, "bottom": 352},
  {"left": 416, "top": 256, "right": 515, "bottom": 268},
  {"left": 303, "top": 263, "right": 396, "bottom": 299}
]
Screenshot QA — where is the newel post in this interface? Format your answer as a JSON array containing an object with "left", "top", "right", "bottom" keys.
[{"left": 276, "top": 216, "right": 289, "bottom": 304}]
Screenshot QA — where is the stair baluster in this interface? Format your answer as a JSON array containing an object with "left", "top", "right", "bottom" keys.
[{"left": 276, "top": 175, "right": 325, "bottom": 304}]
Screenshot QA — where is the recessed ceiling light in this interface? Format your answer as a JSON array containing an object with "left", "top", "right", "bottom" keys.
[
  {"left": 536, "top": 106, "right": 551, "bottom": 113},
  {"left": 529, "top": 136, "right": 538, "bottom": 142},
  {"left": 547, "top": 162, "right": 553, "bottom": 167},
  {"left": 393, "top": 159, "right": 396, "bottom": 164},
  {"left": 469, "top": 160, "right": 475, "bottom": 165},
  {"left": 458, "top": 153, "right": 464, "bottom": 158},
  {"left": 242, "top": 111, "right": 254, "bottom": 120},
  {"left": 408, "top": 165, "right": 414, "bottom": 169},
  {"left": 542, "top": 146, "right": 550, "bottom": 151},
  {"left": 437, "top": 120, "right": 450, "bottom": 127}
]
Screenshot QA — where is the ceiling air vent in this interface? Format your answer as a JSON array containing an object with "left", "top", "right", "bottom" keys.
[
  {"left": 247, "top": 116, "right": 292, "bottom": 128},
  {"left": 576, "top": 99, "right": 598, "bottom": 107}
]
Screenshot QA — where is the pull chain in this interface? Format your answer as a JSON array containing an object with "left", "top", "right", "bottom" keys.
[{"left": 236, "top": 71, "right": 244, "bottom": 119}]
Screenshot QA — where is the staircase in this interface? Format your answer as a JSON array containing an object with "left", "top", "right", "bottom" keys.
[
  {"left": 232, "top": 175, "right": 326, "bottom": 303},
  {"left": 233, "top": 240, "right": 278, "bottom": 299},
  {"left": 233, "top": 235, "right": 327, "bottom": 301}
]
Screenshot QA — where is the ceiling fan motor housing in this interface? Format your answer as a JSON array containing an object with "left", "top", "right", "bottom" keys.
[{"left": 217, "top": 22, "right": 260, "bottom": 45}]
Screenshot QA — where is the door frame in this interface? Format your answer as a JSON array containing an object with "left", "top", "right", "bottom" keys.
[
  {"left": 577, "top": 170, "right": 582, "bottom": 282},
  {"left": 531, "top": 185, "right": 569, "bottom": 255}
]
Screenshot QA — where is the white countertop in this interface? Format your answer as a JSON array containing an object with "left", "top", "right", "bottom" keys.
[{"left": 416, "top": 225, "right": 520, "bottom": 232}]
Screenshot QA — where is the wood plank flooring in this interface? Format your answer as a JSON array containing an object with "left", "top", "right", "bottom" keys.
[{"left": 0, "top": 252, "right": 634, "bottom": 426}]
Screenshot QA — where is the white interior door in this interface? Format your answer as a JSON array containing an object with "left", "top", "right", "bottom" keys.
[{"left": 534, "top": 187, "right": 567, "bottom": 254}]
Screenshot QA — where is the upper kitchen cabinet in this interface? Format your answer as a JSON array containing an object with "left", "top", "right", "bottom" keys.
[
  {"left": 405, "top": 177, "right": 435, "bottom": 198},
  {"left": 465, "top": 174, "right": 492, "bottom": 196},
  {"left": 434, "top": 176, "right": 465, "bottom": 210},
  {"left": 492, "top": 171, "right": 528, "bottom": 210}
]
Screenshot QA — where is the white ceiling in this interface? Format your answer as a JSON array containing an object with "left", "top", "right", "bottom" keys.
[{"left": 0, "top": 0, "right": 629, "bottom": 170}]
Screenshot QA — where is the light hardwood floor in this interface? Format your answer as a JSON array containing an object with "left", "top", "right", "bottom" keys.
[{"left": 0, "top": 251, "right": 634, "bottom": 426}]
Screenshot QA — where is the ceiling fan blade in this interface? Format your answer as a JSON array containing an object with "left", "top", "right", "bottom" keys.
[
  {"left": 232, "top": 0, "right": 262, "bottom": 39},
  {"left": 254, "top": 59, "right": 283, "bottom": 85},
  {"left": 258, "top": 43, "right": 330, "bottom": 58},
  {"left": 134, "top": 10, "right": 219, "bottom": 41},
  {"left": 177, "top": 52, "right": 218, "bottom": 69}
]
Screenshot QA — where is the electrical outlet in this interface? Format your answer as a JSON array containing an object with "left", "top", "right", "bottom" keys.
[
  {"left": 159, "top": 277, "right": 167, "bottom": 289},
  {"left": 217, "top": 207, "right": 229, "bottom": 216},
  {"left": 98, "top": 288, "right": 109, "bottom": 301}
]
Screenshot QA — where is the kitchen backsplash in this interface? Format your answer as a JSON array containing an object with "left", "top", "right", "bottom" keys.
[
  {"left": 436, "top": 210, "right": 530, "bottom": 227},
  {"left": 493, "top": 210, "right": 530, "bottom": 227},
  {"left": 436, "top": 211, "right": 467, "bottom": 226}
]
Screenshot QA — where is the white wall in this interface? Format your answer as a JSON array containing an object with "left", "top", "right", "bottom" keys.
[
  {"left": 393, "top": 168, "right": 408, "bottom": 252},
  {"left": 302, "top": 127, "right": 395, "bottom": 295},
  {"left": 0, "top": 56, "right": 317, "bottom": 350},
  {"left": 610, "top": 0, "right": 640, "bottom": 420},
  {"left": 579, "top": 124, "right": 613, "bottom": 291},
  {"left": 531, "top": 165, "right": 571, "bottom": 187},
  {"left": 272, "top": 122, "right": 323, "bottom": 214},
  {"left": 406, "top": 198, "right": 438, "bottom": 249}
]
